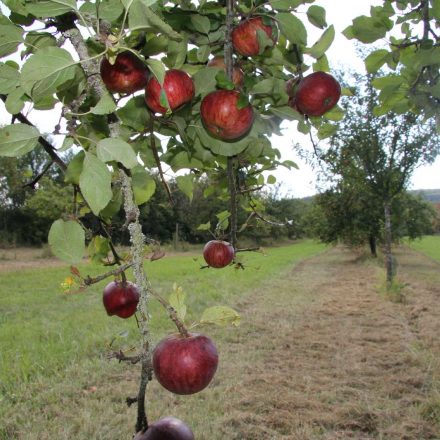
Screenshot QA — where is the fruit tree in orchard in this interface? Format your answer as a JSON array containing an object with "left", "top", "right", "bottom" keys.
[{"left": 1, "top": 0, "right": 438, "bottom": 437}]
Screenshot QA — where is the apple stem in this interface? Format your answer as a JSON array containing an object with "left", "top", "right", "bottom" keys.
[{"left": 149, "top": 289, "right": 190, "bottom": 337}]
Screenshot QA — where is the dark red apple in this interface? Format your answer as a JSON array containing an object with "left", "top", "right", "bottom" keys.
[
  {"left": 200, "top": 90, "right": 254, "bottom": 140},
  {"left": 102, "top": 280, "right": 140, "bottom": 319},
  {"left": 231, "top": 16, "right": 278, "bottom": 57},
  {"left": 153, "top": 333, "right": 218, "bottom": 395},
  {"left": 134, "top": 417, "right": 194, "bottom": 440},
  {"left": 207, "top": 56, "right": 244, "bottom": 86},
  {"left": 144, "top": 69, "right": 195, "bottom": 114},
  {"left": 293, "top": 71, "right": 341, "bottom": 117},
  {"left": 203, "top": 240, "right": 235, "bottom": 268},
  {"left": 100, "top": 51, "right": 149, "bottom": 94}
]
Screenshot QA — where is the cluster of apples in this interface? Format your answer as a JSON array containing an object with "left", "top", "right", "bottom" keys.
[{"left": 100, "top": 17, "right": 340, "bottom": 146}]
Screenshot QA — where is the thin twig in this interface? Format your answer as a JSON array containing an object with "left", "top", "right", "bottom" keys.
[
  {"left": 83, "top": 262, "right": 133, "bottom": 286},
  {"left": 23, "top": 160, "right": 54, "bottom": 189}
]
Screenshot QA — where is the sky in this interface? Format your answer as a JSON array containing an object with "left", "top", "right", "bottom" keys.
[{"left": 1, "top": 0, "right": 439, "bottom": 197}]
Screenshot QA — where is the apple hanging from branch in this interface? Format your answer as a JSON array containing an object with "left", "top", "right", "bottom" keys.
[
  {"left": 207, "top": 56, "right": 244, "bottom": 87},
  {"left": 232, "top": 16, "right": 278, "bottom": 57},
  {"left": 102, "top": 280, "right": 140, "bottom": 319},
  {"left": 203, "top": 240, "right": 235, "bottom": 268},
  {"left": 145, "top": 69, "right": 195, "bottom": 114},
  {"left": 289, "top": 71, "right": 341, "bottom": 117},
  {"left": 200, "top": 90, "right": 254, "bottom": 140},
  {"left": 100, "top": 51, "right": 149, "bottom": 94},
  {"left": 153, "top": 333, "right": 218, "bottom": 395},
  {"left": 134, "top": 417, "right": 194, "bottom": 440}
]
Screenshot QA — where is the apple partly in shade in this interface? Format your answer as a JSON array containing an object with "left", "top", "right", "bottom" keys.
[
  {"left": 200, "top": 90, "right": 253, "bottom": 140},
  {"left": 232, "top": 16, "right": 278, "bottom": 57},
  {"left": 207, "top": 56, "right": 244, "bottom": 87},
  {"left": 145, "top": 69, "right": 195, "bottom": 114},
  {"left": 134, "top": 417, "right": 194, "bottom": 440},
  {"left": 203, "top": 240, "right": 235, "bottom": 268},
  {"left": 102, "top": 280, "right": 140, "bottom": 319},
  {"left": 153, "top": 333, "right": 218, "bottom": 395},
  {"left": 292, "top": 71, "right": 341, "bottom": 117},
  {"left": 100, "top": 51, "right": 149, "bottom": 94}
]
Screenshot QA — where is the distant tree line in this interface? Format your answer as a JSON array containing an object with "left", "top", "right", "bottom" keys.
[{"left": 0, "top": 147, "right": 438, "bottom": 249}]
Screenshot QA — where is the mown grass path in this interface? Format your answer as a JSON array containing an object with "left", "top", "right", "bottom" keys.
[{"left": 2, "top": 242, "right": 440, "bottom": 439}]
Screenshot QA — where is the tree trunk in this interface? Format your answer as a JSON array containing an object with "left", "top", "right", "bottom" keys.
[
  {"left": 369, "top": 234, "right": 377, "bottom": 257},
  {"left": 383, "top": 202, "right": 394, "bottom": 288}
]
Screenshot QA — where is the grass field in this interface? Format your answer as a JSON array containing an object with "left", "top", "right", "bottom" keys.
[
  {"left": 0, "top": 240, "right": 326, "bottom": 439},
  {"left": 408, "top": 235, "right": 440, "bottom": 262}
]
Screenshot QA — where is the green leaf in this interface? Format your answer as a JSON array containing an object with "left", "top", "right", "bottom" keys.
[
  {"left": 313, "top": 54, "right": 330, "bottom": 72},
  {"left": 88, "top": 235, "right": 111, "bottom": 263},
  {"left": 79, "top": 153, "right": 113, "bottom": 215},
  {"left": 5, "top": 87, "right": 26, "bottom": 114},
  {"left": 128, "top": 0, "right": 182, "bottom": 40},
  {"left": 168, "top": 283, "right": 186, "bottom": 323},
  {"left": 251, "top": 78, "right": 275, "bottom": 94},
  {"left": 344, "top": 15, "right": 393, "bottom": 44},
  {"left": 193, "top": 67, "right": 218, "bottom": 96},
  {"left": 0, "top": 124, "right": 40, "bottom": 157},
  {"left": 0, "top": 23, "right": 23, "bottom": 58},
  {"left": 324, "top": 105, "right": 344, "bottom": 122},
  {"left": 197, "top": 221, "right": 211, "bottom": 231},
  {"left": 269, "top": 0, "right": 308, "bottom": 10},
  {"left": 269, "top": 106, "right": 302, "bottom": 121},
  {"left": 365, "top": 49, "right": 389, "bottom": 74},
  {"left": 97, "top": 138, "right": 138, "bottom": 169},
  {"left": 23, "top": 31, "right": 57, "bottom": 57},
  {"left": 0, "top": 63, "right": 19, "bottom": 93},
  {"left": 117, "top": 95, "right": 150, "bottom": 131},
  {"left": 317, "top": 123, "right": 337, "bottom": 139},
  {"left": 48, "top": 219, "right": 85, "bottom": 264},
  {"left": 131, "top": 165, "right": 156, "bottom": 205},
  {"left": 166, "top": 36, "right": 188, "bottom": 69},
  {"left": 176, "top": 174, "right": 194, "bottom": 201},
  {"left": 307, "top": 25, "right": 334, "bottom": 59},
  {"left": 146, "top": 58, "right": 166, "bottom": 85},
  {"left": 90, "top": 91, "right": 117, "bottom": 115},
  {"left": 25, "top": 0, "right": 77, "bottom": 17},
  {"left": 190, "top": 14, "right": 210, "bottom": 34},
  {"left": 277, "top": 12, "right": 307, "bottom": 46},
  {"left": 307, "top": 5, "right": 326, "bottom": 28},
  {"left": 80, "top": 0, "right": 124, "bottom": 22},
  {"left": 197, "top": 44, "right": 210, "bottom": 63},
  {"left": 21, "top": 47, "right": 77, "bottom": 100},
  {"left": 65, "top": 150, "right": 85, "bottom": 185},
  {"left": 100, "top": 187, "right": 123, "bottom": 220},
  {"left": 267, "top": 174, "right": 276, "bottom": 184},
  {"left": 200, "top": 306, "right": 240, "bottom": 327}
]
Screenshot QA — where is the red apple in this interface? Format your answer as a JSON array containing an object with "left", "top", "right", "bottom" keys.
[
  {"left": 293, "top": 71, "right": 341, "bottom": 117},
  {"left": 207, "top": 56, "right": 244, "bottom": 86},
  {"left": 102, "top": 280, "right": 140, "bottom": 319},
  {"left": 232, "top": 16, "right": 278, "bottom": 57},
  {"left": 144, "top": 69, "right": 195, "bottom": 114},
  {"left": 134, "top": 417, "right": 194, "bottom": 440},
  {"left": 100, "top": 51, "right": 149, "bottom": 94},
  {"left": 203, "top": 240, "right": 235, "bottom": 268},
  {"left": 153, "top": 333, "right": 218, "bottom": 395},
  {"left": 200, "top": 90, "right": 254, "bottom": 140}
]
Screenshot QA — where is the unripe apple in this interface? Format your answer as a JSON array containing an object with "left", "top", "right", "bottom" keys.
[
  {"left": 200, "top": 90, "right": 254, "bottom": 140},
  {"left": 153, "top": 333, "right": 218, "bottom": 395},
  {"left": 144, "top": 69, "right": 195, "bottom": 114},
  {"left": 232, "top": 16, "right": 278, "bottom": 57},
  {"left": 203, "top": 240, "right": 235, "bottom": 268},
  {"left": 293, "top": 71, "right": 341, "bottom": 117},
  {"left": 102, "top": 280, "right": 140, "bottom": 319},
  {"left": 207, "top": 56, "right": 244, "bottom": 86},
  {"left": 100, "top": 51, "right": 149, "bottom": 94},
  {"left": 134, "top": 417, "right": 194, "bottom": 440}
]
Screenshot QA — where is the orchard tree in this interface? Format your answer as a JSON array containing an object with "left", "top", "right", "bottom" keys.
[
  {"left": 0, "top": 0, "right": 343, "bottom": 436},
  {"left": 320, "top": 72, "right": 439, "bottom": 286}
]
